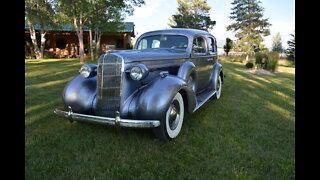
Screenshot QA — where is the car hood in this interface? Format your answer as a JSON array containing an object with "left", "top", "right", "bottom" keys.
[{"left": 109, "top": 48, "right": 189, "bottom": 62}]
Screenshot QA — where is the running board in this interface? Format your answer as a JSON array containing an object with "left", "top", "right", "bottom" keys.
[{"left": 193, "top": 89, "right": 217, "bottom": 112}]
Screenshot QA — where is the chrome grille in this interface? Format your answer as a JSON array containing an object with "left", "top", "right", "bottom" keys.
[{"left": 95, "top": 54, "right": 123, "bottom": 117}]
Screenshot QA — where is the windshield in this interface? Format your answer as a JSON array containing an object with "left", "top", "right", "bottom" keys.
[{"left": 137, "top": 35, "right": 188, "bottom": 50}]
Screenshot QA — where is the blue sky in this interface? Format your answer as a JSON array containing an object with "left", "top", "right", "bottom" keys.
[{"left": 125, "top": 0, "right": 295, "bottom": 49}]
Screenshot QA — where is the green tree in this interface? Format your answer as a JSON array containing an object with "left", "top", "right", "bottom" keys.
[
  {"left": 88, "top": 0, "right": 145, "bottom": 60},
  {"left": 223, "top": 38, "right": 233, "bottom": 56},
  {"left": 169, "top": 0, "right": 216, "bottom": 31},
  {"left": 56, "top": 0, "right": 89, "bottom": 63},
  {"left": 271, "top": 32, "right": 284, "bottom": 53},
  {"left": 87, "top": 0, "right": 127, "bottom": 60},
  {"left": 227, "top": 0, "right": 271, "bottom": 56},
  {"left": 25, "top": 0, "right": 57, "bottom": 59},
  {"left": 56, "top": 0, "right": 144, "bottom": 63},
  {"left": 285, "top": 33, "right": 295, "bottom": 61}
]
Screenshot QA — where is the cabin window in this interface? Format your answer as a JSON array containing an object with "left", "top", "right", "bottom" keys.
[
  {"left": 116, "top": 39, "right": 124, "bottom": 48},
  {"left": 56, "top": 38, "right": 67, "bottom": 49}
]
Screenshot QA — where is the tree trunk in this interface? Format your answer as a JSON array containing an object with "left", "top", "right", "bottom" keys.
[
  {"left": 89, "top": 28, "right": 94, "bottom": 61},
  {"left": 74, "top": 16, "right": 85, "bottom": 64},
  {"left": 40, "top": 27, "right": 47, "bottom": 59},
  {"left": 78, "top": 31, "right": 85, "bottom": 64},
  {"left": 95, "top": 29, "right": 102, "bottom": 58},
  {"left": 27, "top": 19, "right": 41, "bottom": 59}
]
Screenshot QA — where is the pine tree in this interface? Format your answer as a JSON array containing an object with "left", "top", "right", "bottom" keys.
[
  {"left": 271, "top": 32, "right": 284, "bottom": 53},
  {"left": 169, "top": 0, "right": 216, "bottom": 31},
  {"left": 227, "top": 0, "right": 271, "bottom": 54},
  {"left": 285, "top": 33, "right": 295, "bottom": 61},
  {"left": 223, "top": 38, "right": 233, "bottom": 56}
]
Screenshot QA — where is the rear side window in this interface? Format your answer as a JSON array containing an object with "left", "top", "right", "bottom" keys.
[
  {"left": 192, "top": 36, "right": 207, "bottom": 53},
  {"left": 208, "top": 37, "right": 216, "bottom": 54}
]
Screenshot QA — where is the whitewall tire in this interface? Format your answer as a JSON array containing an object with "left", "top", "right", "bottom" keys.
[
  {"left": 153, "top": 92, "right": 184, "bottom": 141},
  {"left": 212, "top": 75, "right": 222, "bottom": 99}
]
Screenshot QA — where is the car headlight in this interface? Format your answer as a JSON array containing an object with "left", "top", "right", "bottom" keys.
[
  {"left": 129, "top": 64, "right": 149, "bottom": 81},
  {"left": 79, "top": 64, "right": 97, "bottom": 78}
]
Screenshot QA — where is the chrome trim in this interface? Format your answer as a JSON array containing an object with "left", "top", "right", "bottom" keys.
[
  {"left": 193, "top": 90, "right": 217, "bottom": 112},
  {"left": 160, "top": 71, "right": 169, "bottom": 77},
  {"left": 96, "top": 54, "right": 124, "bottom": 117},
  {"left": 53, "top": 108, "right": 161, "bottom": 128},
  {"left": 129, "top": 64, "right": 149, "bottom": 80}
]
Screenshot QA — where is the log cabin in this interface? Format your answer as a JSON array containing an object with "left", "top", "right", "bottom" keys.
[{"left": 25, "top": 20, "right": 135, "bottom": 58}]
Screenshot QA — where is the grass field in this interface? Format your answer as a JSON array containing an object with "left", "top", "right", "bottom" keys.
[{"left": 25, "top": 58, "right": 295, "bottom": 179}]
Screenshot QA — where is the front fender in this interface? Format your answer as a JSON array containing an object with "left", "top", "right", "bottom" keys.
[
  {"left": 62, "top": 75, "right": 96, "bottom": 113},
  {"left": 128, "top": 75, "right": 197, "bottom": 120}
]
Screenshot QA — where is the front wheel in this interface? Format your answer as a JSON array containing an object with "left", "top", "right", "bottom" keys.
[{"left": 153, "top": 92, "right": 184, "bottom": 141}]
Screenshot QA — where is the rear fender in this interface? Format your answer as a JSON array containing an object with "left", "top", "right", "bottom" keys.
[{"left": 208, "top": 63, "right": 223, "bottom": 91}]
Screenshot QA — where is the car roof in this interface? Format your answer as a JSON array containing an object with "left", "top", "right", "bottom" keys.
[{"left": 140, "top": 28, "right": 213, "bottom": 37}]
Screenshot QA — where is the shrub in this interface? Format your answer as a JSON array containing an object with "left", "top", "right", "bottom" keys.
[
  {"left": 265, "top": 51, "right": 279, "bottom": 72},
  {"left": 245, "top": 61, "right": 254, "bottom": 68},
  {"left": 255, "top": 52, "right": 265, "bottom": 69},
  {"left": 126, "top": 43, "right": 133, "bottom": 49},
  {"left": 44, "top": 52, "right": 56, "bottom": 59}
]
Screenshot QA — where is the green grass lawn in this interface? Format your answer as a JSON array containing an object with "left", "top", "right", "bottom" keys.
[{"left": 25, "top": 58, "right": 295, "bottom": 179}]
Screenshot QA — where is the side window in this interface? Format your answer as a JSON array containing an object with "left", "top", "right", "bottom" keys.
[
  {"left": 192, "top": 36, "right": 206, "bottom": 53},
  {"left": 151, "top": 40, "right": 160, "bottom": 48},
  {"left": 138, "top": 39, "right": 147, "bottom": 49},
  {"left": 208, "top": 37, "right": 216, "bottom": 54}
]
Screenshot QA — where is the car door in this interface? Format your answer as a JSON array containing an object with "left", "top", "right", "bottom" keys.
[{"left": 190, "top": 35, "right": 213, "bottom": 92}]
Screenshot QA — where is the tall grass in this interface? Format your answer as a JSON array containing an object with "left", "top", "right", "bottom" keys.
[
  {"left": 266, "top": 51, "right": 279, "bottom": 72},
  {"left": 255, "top": 52, "right": 265, "bottom": 69}
]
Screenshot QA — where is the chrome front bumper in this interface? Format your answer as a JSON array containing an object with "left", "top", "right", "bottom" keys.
[{"left": 53, "top": 106, "right": 160, "bottom": 128}]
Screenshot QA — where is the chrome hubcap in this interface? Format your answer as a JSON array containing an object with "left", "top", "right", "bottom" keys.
[
  {"left": 169, "top": 106, "right": 177, "bottom": 121},
  {"left": 168, "top": 101, "right": 180, "bottom": 130}
]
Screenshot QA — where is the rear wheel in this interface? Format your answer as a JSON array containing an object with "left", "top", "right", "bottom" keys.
[
  {"left": 212, "top": 75, "right": 222, "bottom": 99},
  {"left": 153, "top": 92, "right": 184, "bottom": 141}
]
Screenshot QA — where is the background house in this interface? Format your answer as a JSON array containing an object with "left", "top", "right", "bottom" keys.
[{"left": 25, "top": 21, "right": 135, "bottom": 58}]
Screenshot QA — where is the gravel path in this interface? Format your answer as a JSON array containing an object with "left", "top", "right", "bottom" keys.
[{"left": 245, "top": 69, "right": 282, "bottom": 75}]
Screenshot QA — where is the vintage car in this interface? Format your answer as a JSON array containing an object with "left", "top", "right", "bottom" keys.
[{"left": 54, "top": 28, "right": 224, "bottom": 141}]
